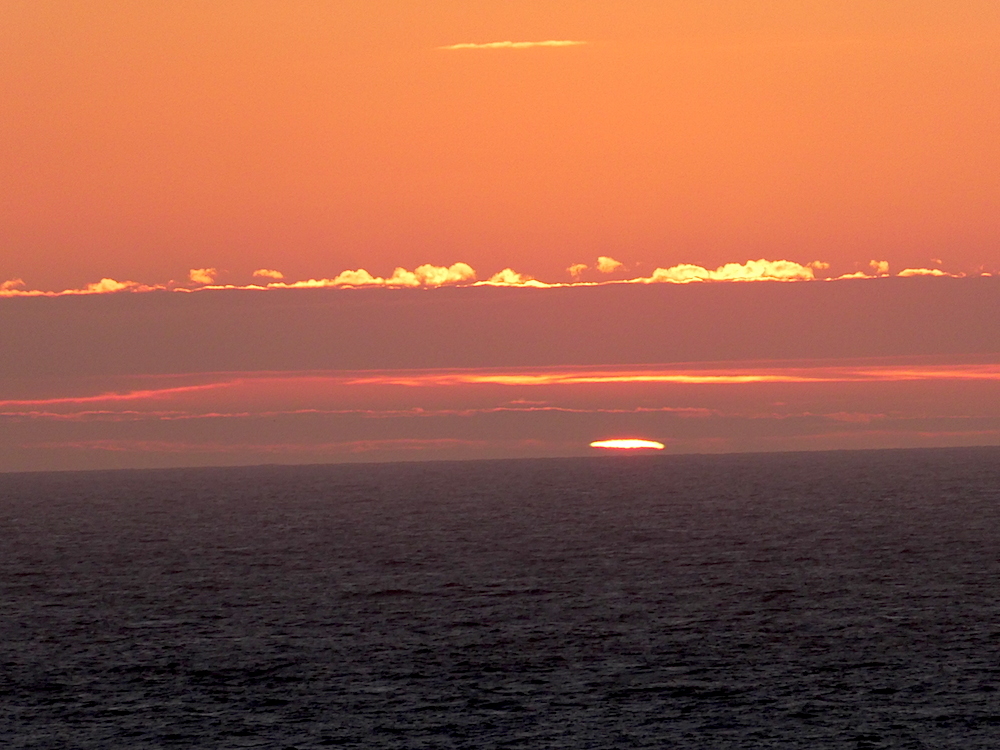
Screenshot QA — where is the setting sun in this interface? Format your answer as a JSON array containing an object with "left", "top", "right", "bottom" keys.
[{"left": 590, "top": 439, "right": 666, "bottom": 450}]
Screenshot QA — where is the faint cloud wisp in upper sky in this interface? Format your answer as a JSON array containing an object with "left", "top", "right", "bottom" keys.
[{"left": 438, "top": 40, "right": 587, "bottom": 50}]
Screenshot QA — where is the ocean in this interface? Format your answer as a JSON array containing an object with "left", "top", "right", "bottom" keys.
[{"left": 2, "top": 447, "right": 999, "bottom": 748}]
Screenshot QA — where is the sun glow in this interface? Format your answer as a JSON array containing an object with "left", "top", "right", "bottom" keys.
[{"left": 590, "top": 439, "right": 665, "bottom": 450}]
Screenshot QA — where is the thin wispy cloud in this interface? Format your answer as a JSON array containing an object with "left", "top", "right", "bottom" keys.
[
  {"left": 29, "top": 438, "right": 488, "bottom": 456},
  {"left": 9, "top": 361, "right": 997, "bottom": 416},
  {"left": 3, "top": 405, "right": 912, "bottom": 426},
  {"left": 348, "top": 364, "right": 1000, "bottom": 388},
  {"left": 438, "top": 40, "right": 587, "bottom": 50}
]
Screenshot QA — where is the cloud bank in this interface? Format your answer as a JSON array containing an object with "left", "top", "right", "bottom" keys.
[{"left": 0, "top": 259, "right": 982, "bottom": 297}]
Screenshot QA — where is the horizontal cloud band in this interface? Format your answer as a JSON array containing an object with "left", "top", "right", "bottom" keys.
[
  {"left": 4, "top": 361, "right": 1000, "bottom": 413},
  {"left": 1, "top": 259, "right": 981, "bottom": 297}
]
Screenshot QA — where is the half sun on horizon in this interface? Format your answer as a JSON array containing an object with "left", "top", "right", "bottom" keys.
[{"left": 590, "top": 439, "right": 667, "bottom": 450}]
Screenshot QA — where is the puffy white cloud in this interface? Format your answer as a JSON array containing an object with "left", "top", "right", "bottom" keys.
[
  {"left": 189, "top": 268, "right": 217, "bottom": 284},
  {"left": 596, "top": 256, "right": 623, "bottom": 274},
  {"left": 252, "top": 268, "right": 284, "bottom": 280},
  {"left": 388, "top": 262, "right": 476, "bottom": 287},
  {"left": 485, "top": 268, "right": 532, "bottom": 285},
  {"left": 475, "top": 268, "right": 554, "bottom": 287},
  {"left": 5, "top": 257, "right": 982, "bottom": 298},
  {"left": 897, "top": 267, "right": 965, "bottom": 278},
  {"left": 641, "top": 259, "right": 818, "bottom": 284},
  {"left": 897, "top": 268, "right": 949, "bottom": 277},
  {"left": 272, "top": 263, "right": 476, "bottom": 289},
  {"left": 72, "top": 278, "right": 162, "bottom": 294},
  {"left": 86, "top": 278, "right": 134, "bottom": 293},
  {"left": 332, "top": 269, "right": 382, "bottom": 286},
  {"left": 870, "top": 260, "right": 890, "bottom": 275},
  {"left": 1, "top": 278, "right": 165, "bottom": 297}
]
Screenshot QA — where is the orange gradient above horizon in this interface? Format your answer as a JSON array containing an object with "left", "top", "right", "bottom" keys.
[
  {"left": 3, "top": 1, "right": 1000, "bottom": 289},
  {"left": 4, "top": 359, "right": 999, "bottom": 471}
]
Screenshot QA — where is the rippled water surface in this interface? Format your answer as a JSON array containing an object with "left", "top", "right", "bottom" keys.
[{"left": 2, "top": 448, "right": 1000, "bottom": 748}]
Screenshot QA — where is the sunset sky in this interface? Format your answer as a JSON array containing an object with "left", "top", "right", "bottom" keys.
[{"left": 2, "top": 1, "right": 999, "bottom": 470}]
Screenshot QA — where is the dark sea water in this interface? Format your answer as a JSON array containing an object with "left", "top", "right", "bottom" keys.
[{"left": 2, "top": 448, "right": 999, "bottom": 748}]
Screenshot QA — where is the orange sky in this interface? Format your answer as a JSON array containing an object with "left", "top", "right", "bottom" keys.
[
  {"left": 3, "top": 0, "right": 999, "bottom": 289},
  {"left": 3, "top": 2, "right": 1000, "bottom": 470}
]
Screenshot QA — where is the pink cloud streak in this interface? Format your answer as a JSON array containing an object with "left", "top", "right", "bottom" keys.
[{"left": 4, "top": 362, "right": 1000, "bottom": 413}]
